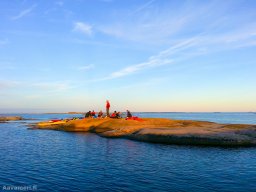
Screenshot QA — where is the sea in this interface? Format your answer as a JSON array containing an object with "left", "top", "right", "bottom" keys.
[{"left": 0, "top": 112, "right": 256, "bottom": 192}]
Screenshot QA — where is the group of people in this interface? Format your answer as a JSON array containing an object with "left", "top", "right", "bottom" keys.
[
  {"left": 84, "top": 100, "right": 133, "bottom": 119},
  {"left": 84, "top": 110, "right": 103, "bottom": 118}
]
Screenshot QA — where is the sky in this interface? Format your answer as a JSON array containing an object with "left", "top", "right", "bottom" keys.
[{"left": 0, "top": 0, "right": 256, "bottom": 113}]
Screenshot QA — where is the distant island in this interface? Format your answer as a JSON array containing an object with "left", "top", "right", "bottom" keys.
[
  {"left": 44, "top": 112, "right": 84, "bottom": 114},
  {"left": 31, "top": 117, "right": 256, "bottom": 147},
  {"left": 0, "top": 116, "right": 24, "bottom": 122}
]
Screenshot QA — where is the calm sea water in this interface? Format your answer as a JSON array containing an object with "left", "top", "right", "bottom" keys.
[{"left": 0, "top": 113, "right": 256, "bottom": 192}]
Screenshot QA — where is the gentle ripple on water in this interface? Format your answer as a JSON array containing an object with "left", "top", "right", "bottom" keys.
[{"left": 0, "top": 113, "right": 256, "bottom": 191}]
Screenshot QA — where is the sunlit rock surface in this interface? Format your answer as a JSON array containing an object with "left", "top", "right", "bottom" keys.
[{"left": 32, "top": 118, "right": 256, "bottom": 147}]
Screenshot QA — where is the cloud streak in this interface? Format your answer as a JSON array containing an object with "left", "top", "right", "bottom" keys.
[
  {"left": 132, "top": 0, "right": 155, "bottom": 15},
  {"left": 0, "top": 80, "right": 21, "bottom": 89},
  {"left": 98, "top": 1, "right": 198, "bottom": 43},
  {"left": 108, "top": 58, "right": 172, "bottom": 79},
  {"left": 98, "top": 0, "right": 256, "bottom": 48},
  {"left": 73, "top": 22, "right": 93, "bottom": 36},
  {"left": 55, "top": 1, "right": 64, "bottom": 6},
  {"left": 96, "top": 24, "right": 256, "bottom": 81},
  {"left": 97, "top": 37, "right": 198, "bottom": 81},
  {"left": 32, "top": 82, "right": 71, "bottom": 92},
  {"left": 11, "top": 4, "right": 37, "bottom": 20},
  {"left": 0, "top": 79, "right": 72, "bottom": 93},
  {"left": 77, "top": 64, "right": 94, "bottom": 71}
]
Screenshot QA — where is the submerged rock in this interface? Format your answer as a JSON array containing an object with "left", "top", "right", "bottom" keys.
[{"left": 32, "top": 118, "right": 256, "bottom": 147}]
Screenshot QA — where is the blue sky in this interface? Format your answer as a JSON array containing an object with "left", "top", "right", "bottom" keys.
[{"left": 0, "top": 0, "right": 256, "bottom": 113}]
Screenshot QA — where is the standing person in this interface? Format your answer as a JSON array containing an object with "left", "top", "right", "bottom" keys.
[{"left": 106, "top": 100, "right": 110, "bottom": 117}]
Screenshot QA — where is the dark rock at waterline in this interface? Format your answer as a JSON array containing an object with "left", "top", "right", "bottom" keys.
[{"left": 126, "top": 128, "right": 256, "bottom": 147}]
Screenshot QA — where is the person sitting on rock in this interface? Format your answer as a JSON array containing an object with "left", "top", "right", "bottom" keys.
[
  {"left": 126, "top": 110, "right": 132, "bottom": 118},
  {"left": 116, "top": 112, "right": 122, "bottom": 118},
  {"left": 98, "top": 110, "right": 103, "bottom": 118},
  {"left": 85, "top": 111, "right": 91, "bottom": 118},
  {"left": 91, "top": 110, "right": 96, "bottom": 118},
  {"left": 110, "top": 111, "right": 118, "bottom": 118}
]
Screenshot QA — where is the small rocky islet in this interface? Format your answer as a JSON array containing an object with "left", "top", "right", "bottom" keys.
[
  {"left": 0, "top": 116, "right": 24, "bottom": 122},
  {"left": 31, "top": 117, "right": 256, "bottom": 147}
]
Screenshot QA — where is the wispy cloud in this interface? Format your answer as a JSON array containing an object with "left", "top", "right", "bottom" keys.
[
  {"left": 0, "top": 80, "right": 71, "bottom": 92},
  {"left": 99, "top": 16, "right": 192, "bottom": 44},
  {"left": 0, "top": 80, "right": 74, "bottom": 103},
  {"left": 77, "top": 64, "right": 94, "bottom": 71},
  {"left": 32, "top": 82, "right": 71, "bottom": 92},
  {"left": 55, "top": 1, "right": 64, "bottom": 6},
  {"left": 98, "top": 0, "right": 256, "bottom": 48},
  {"left": 98, "top": 1, "right": 196, "bottom": 43},
  {"left": 0, "top": 80, "right": 21, "bottom": 89},
  {"left": 11, "top": 4, "right": 37, "bottom": 20},
  {"left": 132, "top": 0, "right": 155, "bottom": 15},
  {"left": 96, "top": 24, "right": 256, "bottom": 81},
  {"left": 94, "top": 8, "right": 256, "bottom": 81},
  {"left": 207, "top": 24, "right": 256, "bottom": 49},
  {"left": 73, "top": 22, "right": 93, "bottom": 36},
  {"left": 108, "top": 59, "right": 172, "bottom": 79},
  {"left": 98, "top": 37, "right": 197, "bottom": 80}
]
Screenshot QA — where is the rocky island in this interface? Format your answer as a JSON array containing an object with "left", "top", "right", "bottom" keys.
[
  {"left": 31, "top": 118, "right": 256, "bottom": 147},
  {"left": 0, "top": 116, "right": 24, "bottom": 122}
]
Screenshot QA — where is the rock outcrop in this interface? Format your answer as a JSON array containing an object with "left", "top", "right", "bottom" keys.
[
  {"left": 0, "top": 116, "right": 24, "bottom": 122},
  {"left": 32, "top": 118, "right": 256, "bottom": 147}
]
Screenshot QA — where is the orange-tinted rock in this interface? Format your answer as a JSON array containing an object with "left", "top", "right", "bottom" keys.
[
  {"left": 0, "top": 116, "right": 23, "bottom": 122},
  {"left": 33, "top": 118, "right": 256, "bottom": 147}
]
